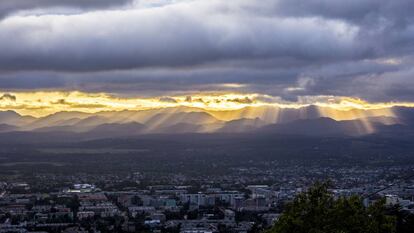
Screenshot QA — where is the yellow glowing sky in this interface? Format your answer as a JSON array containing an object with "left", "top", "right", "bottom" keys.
[{"left": 0, "top": 91, "right": 414, "bottom": 118}]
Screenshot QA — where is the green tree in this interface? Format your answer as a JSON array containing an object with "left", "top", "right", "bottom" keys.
[{"left": 267, "top": 182, "right": 396, "bottom": 233}]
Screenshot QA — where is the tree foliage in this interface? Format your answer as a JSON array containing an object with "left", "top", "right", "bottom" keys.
[{"left": 267, "top": 182, "right": 396, "bottom": 233}]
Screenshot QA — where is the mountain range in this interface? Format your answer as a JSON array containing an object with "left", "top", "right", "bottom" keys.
[{"left": 0, "top": 105, "right": 413, "bottom": 140}]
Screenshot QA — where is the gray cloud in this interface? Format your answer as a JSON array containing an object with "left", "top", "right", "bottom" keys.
[
  {"left": 0, "top": 0, "right": 133, "bottom": 19},
  {"left": 274, "top": 0, "right": 414, "bottom": 58},
  {"left": 0, "top": 0, "right": 413, "bottom": 102},
  {"left": 0, "top": 0, "right": 363, "bottom": 72}
]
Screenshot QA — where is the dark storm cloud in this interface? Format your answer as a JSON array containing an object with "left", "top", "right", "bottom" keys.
[
  {"left": 284, "top": 58, "right": 414, "bottom": 102},
  {"left": 0, "top": 0, "right": 362, "bottom": 72},
  {"left": 273, "top": 0, "right": 411, "bottom": 22},
  {"left": 0, "top": 67, "right": 299, "bottom": 95},
  {"left": 0, "top": 72, "right": 66, "bottom": 89},
  {"left": 274, "top": 0, "right": 414, "bottom": 57},
  {"left": 0, "top": 0, "right": 413, "bottom": 102},
  {"left": 0, "top": 0, "right": 133, "bottom": 19}
]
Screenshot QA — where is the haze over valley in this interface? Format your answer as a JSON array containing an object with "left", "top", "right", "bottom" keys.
[{"left": 0, "top": 103, "right": 413, "bottom": 140}]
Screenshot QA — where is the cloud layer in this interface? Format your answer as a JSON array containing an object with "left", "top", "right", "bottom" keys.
[
  {"left": 0, "top": 0, "right": 133, "bottom": 19},
  {"left": 0, "top": 0, "right": 413, "bottom": 102}
]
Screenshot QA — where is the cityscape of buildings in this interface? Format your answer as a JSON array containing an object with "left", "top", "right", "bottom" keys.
[{"left": 1, "top": 163, "right": 413, "bottom": 233}]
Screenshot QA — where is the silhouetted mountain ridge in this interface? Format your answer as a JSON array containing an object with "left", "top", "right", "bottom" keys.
[{"left": 0, "top": 105, "right": 413, "bottom": 137}]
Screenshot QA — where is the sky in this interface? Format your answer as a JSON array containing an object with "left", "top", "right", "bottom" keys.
[{"left": 0, "top": 0, "right": 414, "bottom": 116}]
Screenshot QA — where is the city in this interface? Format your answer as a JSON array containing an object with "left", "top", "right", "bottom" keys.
[{"left": 1, "top": 152, "right": 414, "bottom": 232}]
